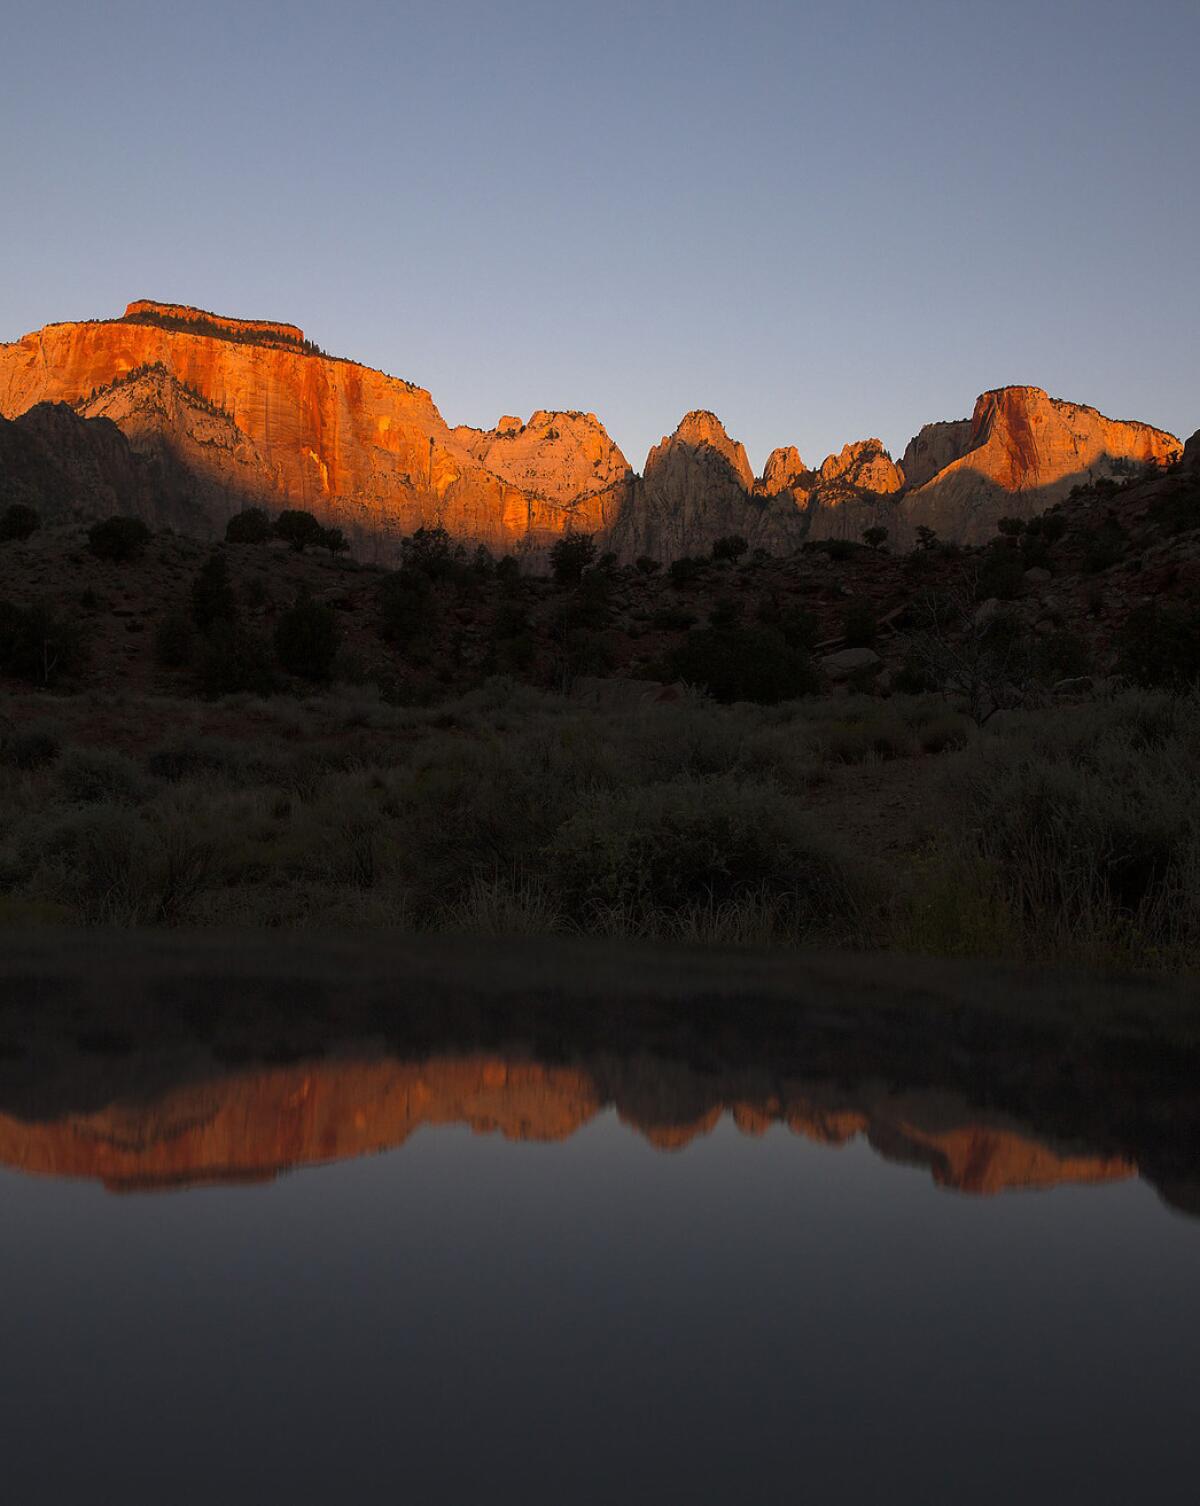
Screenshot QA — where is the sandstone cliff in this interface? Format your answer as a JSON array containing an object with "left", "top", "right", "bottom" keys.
[
  {"left": 0, "top": 302, "right": 617, "bottom": 558},
  {"left": 898, "top": 386, "right": 1182, "bottom": 543},
  {"left": 0, "top": 301, "right": 1184, "bottom": 561},
  {"left": 0, "top": 402, "right": 150, "bottom": 524}
]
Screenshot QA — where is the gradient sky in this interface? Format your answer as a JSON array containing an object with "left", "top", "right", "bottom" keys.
[{"left": 1, "top": 0, "right": 1196, "bottom": 473}]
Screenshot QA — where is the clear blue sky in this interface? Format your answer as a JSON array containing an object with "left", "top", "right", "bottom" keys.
[{"left": 2, "top": 0, "right": 1196, "bottom": 472}]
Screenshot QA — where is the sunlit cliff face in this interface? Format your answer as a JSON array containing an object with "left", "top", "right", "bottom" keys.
[
  {"left": 0, "top": 1052, "right": 1134, "bottom": 1198},
  {"left": 0, "top": 300, "right": 1182, "bottom": 560}
]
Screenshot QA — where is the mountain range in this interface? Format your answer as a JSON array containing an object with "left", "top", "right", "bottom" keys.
[{"left": 0, "top": 300, "right": 1183, "bottom": 561}]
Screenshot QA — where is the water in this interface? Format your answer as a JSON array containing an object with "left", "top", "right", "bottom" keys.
[{"left": 1, "top": 1020, "right": 1198, "bottom": 1505}]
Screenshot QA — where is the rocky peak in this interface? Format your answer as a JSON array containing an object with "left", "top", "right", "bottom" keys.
[
  {"left": 817, "top": 438, "right": 904, "bottom": 495},
  {"left": 758, "top": 445, "right": 810, "bottom": 495},
  {"left": 900, "top": 418, "right": 974, "bottom": 490},
  {"left": 451, "top": 408, "right": 632, "bottom": 505},
  {"left": 1183, "top": 430, "right": 1200, "bottom": 472},
  {"left": 646, "top": 410, "right": 755, "bottom": 492}
]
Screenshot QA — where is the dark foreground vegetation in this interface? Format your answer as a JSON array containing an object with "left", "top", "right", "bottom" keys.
[
  {"left": 0, "top": 680, "right": 1198, "bottom": 975},
  {"left": 0, "top": 451, "right": 1198, "bottom": 977}
]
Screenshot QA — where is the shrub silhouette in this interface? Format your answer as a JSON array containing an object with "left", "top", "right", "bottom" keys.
[
  {"left": 194, "top": 622, "right": 277, "bottom": 696},
  {"left": 275, "top": 594, "right": 341, "bottom": 681},
  {"left": 273, "top": 509, "right": 326, "bottom": 553},
  {"left": 842, "top": 599, "right": 877, "bottom": 647},
  {"left": 0, "top": 599, "right": 85, "bottom": 685},
  {"left": 550, "top": 532, "right": 597, "bottom": 586},
  {"left": 225, "top": 507, "right": 273, "bottom": 544},
  {"left": 711, "top": 534, "right": 748, "bottom": 562},
  {"left": 191, "top": 551, "right": 237, "bottom": 630},
  {"left": 669, "top": 626, "right": 818, "bottom": 704},
  {"left": 88, "top": 515, "right": 151, "bottom": 561},
  {"left": 154, "top": 613, "right": 196, "bottom": 669},
  {"left": 1118, "top": 603, "right": 1200, "bottom": 690}
]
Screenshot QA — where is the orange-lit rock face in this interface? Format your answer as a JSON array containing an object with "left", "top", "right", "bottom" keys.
[
  {"left": 818, "top": 438, "right": 904, "bottom": 494},
  {"left": 0, "top": 1053, "right": 1135, "bottom": 1198},
  {"left": 451, "top": 409, "right": 632, "bottom": 505},
  {"left": 0, "top": 310, "right": 615, "bottom": 555},
  {"left": 123, "top": 300, "right": 306, "bottom": 347},
  {"left": 900, "top": 386, "right": 1182, "bottom": 541}
]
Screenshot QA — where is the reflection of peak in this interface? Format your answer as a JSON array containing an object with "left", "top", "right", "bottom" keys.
[{"left": 0, "top": 1051, "right": 1135, "bottom": 1199}]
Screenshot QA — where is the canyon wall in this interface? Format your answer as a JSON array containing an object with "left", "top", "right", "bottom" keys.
[{"left": 0, "top": 301, "right": 1184, "bottom": 559}]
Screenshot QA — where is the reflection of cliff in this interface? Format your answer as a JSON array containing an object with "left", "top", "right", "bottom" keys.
[{"left": 0, "top": 1052, "right": 1133, "bottom": 1198}]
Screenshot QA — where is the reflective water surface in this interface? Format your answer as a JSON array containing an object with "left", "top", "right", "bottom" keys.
[{"left": 1, "top": 939, "right": 1198, "bottom": 1503}]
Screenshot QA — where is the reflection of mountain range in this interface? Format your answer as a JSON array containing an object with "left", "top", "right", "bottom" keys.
[
  {"left": 0, "top": 1052, "right": 1137, "bottom": 1198},
  {"left": 0, "top": 933, "right": 1195, "bottom": 1212}
]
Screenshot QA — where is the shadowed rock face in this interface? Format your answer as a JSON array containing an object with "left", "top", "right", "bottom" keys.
[{"left": 0, "top": 402, "right": 152, "bottom": 524}]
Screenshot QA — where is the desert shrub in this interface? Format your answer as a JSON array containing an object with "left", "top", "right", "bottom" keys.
[
  {"left": 0, "top": 504, "right": 41, "bottom": 542},
  {"left": 550, "top": 532, "right": 597, "bottom": 586},
  {"left": 841, "top": 599, "right": 877, "bottom": 647},
  {"left": 154, "top": 613, "right": 196, "bottom": 668},
  {"left": 1040, "top": 512, "right": 1067, "bottom": 543},
  {"left": 668, "top": 626, "right": 818, "bottom": 705},
  {"left": 191, "top": 550, "right": 237, "bottom": 630},
  {"left": 321, "top": 526, "right": 349, "bottom": 555},
  {"left": 379, "top": 567, "right": 435, "bottom": 645},
  {"left": 1148, "top": 482, "right": 1200, "bottom": 538},
  {"left": 635, "top": 556, "right": 661, "bottom": 575},
  {"left": 1032, "top": 630, "right": 1092, "bottom": 684},
  {"left": 708, "top": 596, "right": 743, "bottom": 629},
  {"left": 756, "top": 595, "right": 819, "bottom": 651},
  {"left": 652, "top": 605, "right": 697, "bottom": 631},
  {"left": 273, "top": 509, "right": 326, "bottom": 553},
  {"left": 1082, "top": 515, "right": 1127, "bottom": 574},
  {"left": 57, "top": 747, "right": 148, "bottom": 805},
  {"left": 995, "top": 516, "right": 1026, "bottom": 538},
  {"left": 0, "top": 599, "right": 85, "bottom": 686},
  {"left": 194, "top": 622, "right": 277, "bottom": 696},
  {"left": 711, "top": 534, "right": 748, "bottom": 562},
  {"left": 87, "top": 515, "right": 151, "bottom": 561},
  {"left": 546, "top": 777, "right": 857, "bottom": 931},
  {"left": 225, "top": 507, "right": 274, "bottom": 544},
  {"left": 861, "top": 526, "right": 888, "bottom": 550},
  {"left": 668, "top": 555, "right": 707, "bottom": 588},
  {"left": 0, "top": 728, "right": 60, "bottom": 769},
  {"left": 1118, "top": 603, "right": 1200, "bottom": 690},
  {"left": 822, "top": 538, "right": 860, "bottom": 562},
  {"left": 976, "top": 543, "right": 1026, "bottom": 600},
  {"left": 400, "top": 526, "right": 466, "bottom": 582},
  {"left": 275, "top": 595, "right": 341, "bottom": 681}
]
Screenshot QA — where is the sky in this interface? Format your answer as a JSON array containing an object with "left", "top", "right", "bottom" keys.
[{"left": 1, "top": 0, "right": 1197, "bottom": 473}]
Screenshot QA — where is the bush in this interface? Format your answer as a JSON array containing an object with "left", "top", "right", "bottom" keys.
[
  {"left": 0, "top": 503, "right": 41, "bottom": 542},
  {"left": 0, "top": 599, "right": 85, "bottom": 686},
  {"left": 668, "top": 626, "right": 819, "bottom": 704},
  {"left": 550, "top": 532, "right": 597, "bottom": 587},
  {"left": 275, "top": 595, "right": 341, "bottom": 681},
  {"left": 57, "top": 747, "right": 148, "bottom": 805},
  {"left": 154, "top": 613, "right": 196, "bottom": 668},
  {"left": 668, "top": 555, "right": 707, "bottom": 588},
  {"left": 861, "top": 526, "right": 888, "bottom": 550},
  {"left": 87, "top": 515, "right": 151, "bottom": 561},
  {"left": 842, "top": 599, "right": 877, "bottom": 648},
  {"left": 191, "top": 550, "right": 237, "bottom": 630},
  {"left": 0, "top": 728, "right": 60, "bottom": 769},
  {"left": 401, "top": 526, "right": 465, "bottom": 582},
  {"left": 546, "top": 777, "right": 857, "bottom": 930},
  {"left": 711, "top": 534, "right": 748, "bottom": 562},
  {"left": 194, "top": 622, "right": 277, "bottom": 696},
  {"left": 273, "top": 509, "right": 326, "bottom": 553},
  {"left": 635, "top": 556, "right": 661, "bottom": 575},
  {"left": 225, "top": 507, "right": 274, "bottom": 544},
  {"left": 379, "top": 568, "right": 435, "bottom": 644},
  {"left": 1082, "top": 516, "right": 1127, "bottom": 574},
  {"left": 1118, "top": 603, "right": 1200, "bottom": 690},
  {"left": 977, "top": 543, "right": 1026, "bottom": 600}
]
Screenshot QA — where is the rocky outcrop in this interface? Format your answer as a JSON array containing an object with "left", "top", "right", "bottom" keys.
[
  {"left": 899, "top": 387, "right": 1182, "bottom": 543},
  {"left": 0, "top": 402, "right": 150, "bottom": 524},
  {"left": 1183, "top": 429, "right": 1200, "bottom": 473},
  {"left": 610, "top": 410, "right": 767, "bottom": 561},
  {"left": 901, "top": 418, "right": 974, "bottom": 491}
]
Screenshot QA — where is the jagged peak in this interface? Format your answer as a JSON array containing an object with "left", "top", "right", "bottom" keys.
[{"left": 759, "top": 446, "right": 810, "bottom": 494}]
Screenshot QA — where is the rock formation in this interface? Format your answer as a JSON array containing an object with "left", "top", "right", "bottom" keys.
[
  {"left": 0, "top": 402, "right": 150, "bottom": 524},
  {"left": 0, "top": 301, "right": 1184, "bottom": 560},
  {"left": 898, "top": 386, "right": 1181, "bottom": 543},
  {"left": 0, "top": 301, "right": 621, "bottom": 559}
]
